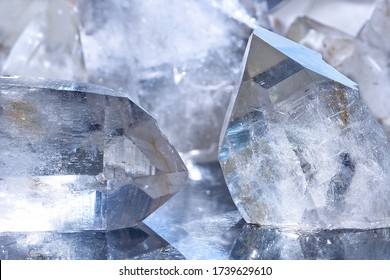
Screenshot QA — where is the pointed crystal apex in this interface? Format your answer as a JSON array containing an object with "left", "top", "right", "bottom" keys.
[
  {"left": 0, "top": 76, "right": 187, "bottom": 232},
  {"left": 219, "top": 28, "right": 390, "bottom": 230}
]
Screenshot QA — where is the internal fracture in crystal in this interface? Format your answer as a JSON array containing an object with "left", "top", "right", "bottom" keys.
[
  {"left": 76, "top": 0, "right": 269, "bottom": 161},
  {"left": 286, "top": 0, "right": 390, "bottom": 137},
  {"left": 0, "top": 77, "right": 187, "bottom": 232},
  {"left": 219, "top": 28, "right": 390, "bottom": 229}
]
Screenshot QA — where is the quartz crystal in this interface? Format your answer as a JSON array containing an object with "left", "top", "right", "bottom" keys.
[
  {"left": 0, "top": 76, "right": 187, "bottom": 232},
  {"left": 268, "top": 0, "right": 376, "bottom": 37},
  {"left": 230, "top": 223, "right": 390, "bottom": 260},
  {"left": 0, "top": 223, "right": 185, "bottom": 260},
  {"left": 286, "top": 0, "right": 390, "bottom": 137},
  {"left": 76, "top": 0, "right": 269, "bottom": 162},
  {"left": 2, "top": 0, "right": 85, "bottom": 81},
  {"left": 219, "top": 28, "right": 390, "bottom": 230}
]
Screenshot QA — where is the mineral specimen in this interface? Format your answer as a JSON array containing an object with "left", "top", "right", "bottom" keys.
[
  {"left": 0, "top": 76, "right": 187, "bottom": 232},
  {"left": 0, "top": 223, "right": 185, "bottom": 260},
  {"left": 219, "top": 27, "right": 390, "bottom": 230},
  {"left": 2, "top": 0, "right": 85, "bottom": 81},
  {"left": 286, "top": 0, "right": 390, "bottom": 137},
  {"left": 76, "top": 0, "right": 269, "bottom": 162},
  {"left": 230, "top": 223, "right": 390, "bottom": 260}
]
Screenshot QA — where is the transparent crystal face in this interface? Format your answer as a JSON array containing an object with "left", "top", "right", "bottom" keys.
[
  {"left": 219, "top": 28, "right": 390, "bottom": 230},
  {"left": 0, "top": 77, "right": 187, "bottom": 232}
]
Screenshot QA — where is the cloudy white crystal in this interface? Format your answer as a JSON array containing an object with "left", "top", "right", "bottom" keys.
[{"left": 219, "top": 27, "right": 390, "bottom": 230}]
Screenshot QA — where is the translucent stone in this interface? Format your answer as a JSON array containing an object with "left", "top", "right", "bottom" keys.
[
  {"left": 0, "top": 76, "right": 187, "bottom": 232},
  {"left": 0, "top": 0, "right": 47, "bottom": 69},
  {"left": 286, "top": 1, "right": 390, "bottom": 137},
  {"left": 76, "top": 0, "right": 269, "bottom": 162},
  {"left": 268, "top": 0, "right": 376, "bottom": 37},
  {"left": 219, "top": 28, "right": 390, "bottom": 230},
  {"left": 0, "top": 223, "right": 185, "bottom": 260},
  {"left": 145, "top": 161, "right": 241, "bottom": 259},
  {"left": 230, "top": 224, "right": 390, "bottom": 260},
  {"left": 2, "top": 0, "right": 85, "bottom": 81}
]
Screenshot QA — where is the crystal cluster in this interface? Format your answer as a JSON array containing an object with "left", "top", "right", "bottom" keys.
[
  {"left": 0, "top": 0, "right": 271, "bottom": 162},
  {"left": 0, "top": 77, "right": 187, "bottom": 232},
  {"left": 75, "top": 0, "right": 268, "bottom": 161},
  {"left": 219, "top": 27, "right": 390, "bottom": 230},
  {"left": 285, "top": 0, "right": 390, "bottom": 136}
]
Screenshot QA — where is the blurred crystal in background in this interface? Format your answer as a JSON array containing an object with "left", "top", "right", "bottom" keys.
[{"left": 1, "top": 0, "right": 390, "bottom": 259}]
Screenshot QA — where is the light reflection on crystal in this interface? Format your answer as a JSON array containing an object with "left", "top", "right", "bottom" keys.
[
  {"left": 76, "top": 0, "right": 269, "bottom": 162},
  {"left": 145, "top": 162, "right": 240, "bottom": 259},
  {"left": 0, "top": 223, "right": 185, "bottom": 260},
  {"left": 219, "top": 27, "right": 390, "bottom": 230},
  {"left": 230, "top": 223, "right": 390, "bottom": 260},
  {"left": 286, "top": 1, "right": 390, "bottom": 138},
  {"left": 0, "top": 76, "right": 187, "bottom": 232}
]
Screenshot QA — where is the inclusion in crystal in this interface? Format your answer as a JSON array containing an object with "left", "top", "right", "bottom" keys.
[
  {"left": 0, "top": 77, "right": 187, "bottom": 232},
  {"left": 76, "top": 0, "right": 269, "bottom": 161},
  {"left": 286, "top": 0, "right": 390, "bottom": 137},
  {"left": 219, "top": 28, "right": 390, "bottom": 229}
]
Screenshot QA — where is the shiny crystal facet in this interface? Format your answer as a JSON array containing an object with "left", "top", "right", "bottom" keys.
[
  {"left": 0, "top": 223, "right": 185, "bottom": 260},
  {"left": 286, "top": 1, "right": 390, "bottom": 137},
  {"left": 0, "top": 76, "right": 187, "bottom": 232},
  {"left": 230, "top": 223, "right": 390, "bottom": 260},
  {"left": 76, "top": 0, "right": 269, "bottom": 162},
  {"left": 219, "top": 28, "right": 390, "bottom": 230}
]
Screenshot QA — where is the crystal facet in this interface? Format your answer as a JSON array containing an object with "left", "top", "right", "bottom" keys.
[
  {"left": 230, "top": 223, "right": 390, "bottom": 260},
  {"left": 219, "top": 28, "right": 390, "bottom": 230},
  {"left": 0, "top": 76, "right": 187, "bottom": 232},
  {"left": 286, "top": 0, "right": 390, "bottom": 137},
  {"left": 0, "top": 223, "right": 185, "bottom": 260},
  {"left": 76, "top": 0, "right": 269, "bottom": 162}
]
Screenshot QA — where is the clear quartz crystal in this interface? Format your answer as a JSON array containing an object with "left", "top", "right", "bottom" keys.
[
  {"left": 286, "top": 0, "right": 390, "bottom": 137},
  {"left": 0, "top": 223, "right": 185, "bottom": 260},
  {"left": 230, "top": 224, "right": 390, "bottom": 260},
  {"left": 76, "top": 0, "right": 269, "bottom": 162},
  {"left": 0, "top": 76, "right": 187, "bottom": 232},
  {"left": 219, "top": 28, "right": 390, "bottom": 230},
  {"left": 2, "top": 0, "right": 85, "bottom": 81}
]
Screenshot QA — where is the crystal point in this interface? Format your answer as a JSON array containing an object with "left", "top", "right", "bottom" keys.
[
  {"left": 0, "top": 76, "right": 187, "bottom": 232},
  {"left": 219, "top": 28, "right": 390, "bottom": 230}
]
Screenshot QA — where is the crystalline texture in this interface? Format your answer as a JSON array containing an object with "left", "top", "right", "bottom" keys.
[
  {"left": 219, "top": 28, "right": 390, "bottom": 230},
  {"left": 286, "top": 4, "right": 390, "bottom": 137},
  {"left": 2, "top": 0, "right": 85, "bottom": 81},
  {"left": 76, "top": 0, "right": 269, "bottom": 161},
  {"left": 0, "top": 76, "right": 187, "bottom": 232}
]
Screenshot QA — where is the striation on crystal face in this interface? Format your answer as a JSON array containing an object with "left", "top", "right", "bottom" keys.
[
  {"left": 0, "top": 76, "right": 187, "bottom": 232},
  {"left": 219, "top": 27, "right": 390, "bottom": 230}
]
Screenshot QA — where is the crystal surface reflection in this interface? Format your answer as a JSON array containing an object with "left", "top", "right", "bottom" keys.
[
  {"left": 219, "top": 28, "right": 390, "bottom": 230},
  {"left": 145, "top": 162, "right": 241, "bottom": 259},
  {"left": 0, "top": 223, "right": 184, "bottom": 260},
  {"left": 231, "top": 223, "right": 390, "bottom": 260},
  {"left": 0, "top": 76, "right": 187, "bottom": 232}
]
